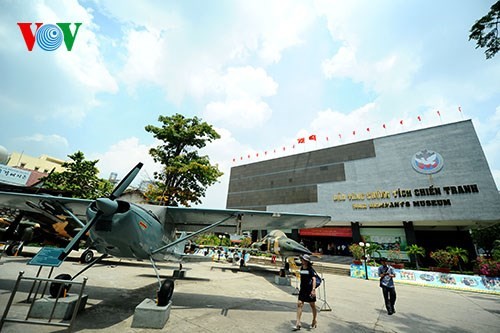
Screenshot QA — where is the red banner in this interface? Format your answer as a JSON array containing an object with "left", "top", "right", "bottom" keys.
[{"left": 299, "top": 227, "right": 352, "bottom": 237}]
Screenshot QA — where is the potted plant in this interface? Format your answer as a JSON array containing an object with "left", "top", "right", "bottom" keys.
[
  {"left": 430, "top": 249, "right": 456, "bottom": 273},
  {"left": 348, "top": 244, "right": 364, "bottom": 264},
  {"left": 446, "top": 246, "right": 468, "bottom": 272},
  {"left": 366, "top": 242, "right": 383, "bottom": 261},
  {"left": 475, "top": 257, "right": 500, "bottom": 277},
  {"left": 387, "top": 247, "right": 404, "bottom": 269},
  {"left": 407, "top": 244, "right": 425, "bottom": 270}
]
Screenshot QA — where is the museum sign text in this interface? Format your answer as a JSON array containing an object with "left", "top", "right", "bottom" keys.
[{"left": 332, "top": 184, "right": 479, "bottom": 210}]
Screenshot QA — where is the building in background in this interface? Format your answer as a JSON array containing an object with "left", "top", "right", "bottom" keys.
[
  {"left": 7, "top": 152, "right": 66, "bottom": 173},
  {"left": 226, "top": 120, "right": 500, "bottom": 263},
  {"left": 0, "top": 148, "right": 66, "bottom": 187}
]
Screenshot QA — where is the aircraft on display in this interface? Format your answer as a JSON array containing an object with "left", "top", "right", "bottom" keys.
[
  {"left": 0, "top": 184, "right": 84, "bottom": 256},
  {"left": 0, "top": 162, "right": 331, "bottom": 306},
  {"left": 251, "top": 229, "right": 311, "bottom": 258}
]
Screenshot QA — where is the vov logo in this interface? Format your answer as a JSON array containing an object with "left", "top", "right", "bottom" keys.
[{"left": 17, "top": 22, "right": 82, "bottom": 51}]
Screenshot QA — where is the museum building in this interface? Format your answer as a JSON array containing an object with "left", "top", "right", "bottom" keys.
[{"left": 226, "top": 120, "right": 500, "bottom": 263}]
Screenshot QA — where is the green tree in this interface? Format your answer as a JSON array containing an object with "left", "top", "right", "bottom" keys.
[
  {"left": 446, "top": 246, "right": 469, "bottom": 272},
  {"left": 145, "top": 114, "right": 223, "bottom": 206},
  {"left": 407, "top": 244, "right": 425, "bottom": 270},
  {"left": 469, "top": 1, "right": 500, "bottom": 59},
  {"left": 40, "top": 151, "right": 113, "bottom": 199},
  {"left": 194, "top": 233, "right": 229, "bottom": 246},
  {"left": 366, "top": 243, "right": 382, "bottom": 260},
  {"left": 239, "top": 237, "right": 252, "bottom": 248},
  {"left": 470, "top": 224, "right": 500, "bottom": 258}
]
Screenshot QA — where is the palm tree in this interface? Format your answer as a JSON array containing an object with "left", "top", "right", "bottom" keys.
[
  {"left": 407, "top": 244, "right": 425, "bottom": 270},
  {"left": 367, "top": 243, "right": 383, "bottom": 261},
  {"left": 446, "top": 246, "right": 469, "bottom": 272}
]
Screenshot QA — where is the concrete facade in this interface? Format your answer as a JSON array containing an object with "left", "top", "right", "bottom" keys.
[
  {"left": 7, "top": 152, "right": 66, "bottom": 173},
  {"left": 227, "top": 120, "right": 500, "bottom": 232}
]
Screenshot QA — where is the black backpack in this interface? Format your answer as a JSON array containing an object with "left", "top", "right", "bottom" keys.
[{"left": 311, "top": 269, "right": 322, "bottom": 289}]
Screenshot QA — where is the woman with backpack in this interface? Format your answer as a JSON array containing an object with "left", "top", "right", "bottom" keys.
[{"left": 293, "top": 254, "right": 319, "bottom": 330}]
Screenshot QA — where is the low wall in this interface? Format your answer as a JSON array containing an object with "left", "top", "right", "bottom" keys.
[{"left": 350, "top": 264, "right": 500, "bottom": 295}]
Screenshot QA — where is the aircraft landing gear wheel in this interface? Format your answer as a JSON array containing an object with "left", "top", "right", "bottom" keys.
[
  {"left": 50, "top": 274, "right": 72, "bottom": 298},
  {"left": 157, "top": 279, "right": 174, "bottom": 306},
  {"left": 80, "top": 249, "right": 94, "bottom": 263},
  {"left": 6, "top": 242, "right": 23, "bottom": 256}
]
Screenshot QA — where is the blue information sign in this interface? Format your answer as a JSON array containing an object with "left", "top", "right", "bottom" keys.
[{"left": 28, "top": 247, "right": 65, "bottom": 267}]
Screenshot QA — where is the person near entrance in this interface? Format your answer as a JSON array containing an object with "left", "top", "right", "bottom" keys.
[{"left": 378, "top": 257, "right": 396, "bottom": 315}]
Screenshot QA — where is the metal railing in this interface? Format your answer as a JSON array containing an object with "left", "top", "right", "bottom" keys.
[{"left": 0, "top": 271, "right": 88, "bottom": 332}]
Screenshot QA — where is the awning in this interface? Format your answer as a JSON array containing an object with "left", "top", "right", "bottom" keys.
[{"left": 299, "top": 227, "right": 352, "bottom": 238}]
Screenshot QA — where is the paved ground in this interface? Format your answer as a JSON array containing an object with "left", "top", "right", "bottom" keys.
[{"left": 0, "top": 250, "right": 499, "bottom": 333}]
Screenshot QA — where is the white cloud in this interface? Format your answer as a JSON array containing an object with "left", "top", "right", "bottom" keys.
[
  {"left": 92, "top": 137, "right": 160, "bottom": 186},
  {"left": 0, "top": 0, "right": 118, "bottom": 123},
  {"left": 203, "top": 66, "right": 277, "bottom": 129},
  {"left": 110, "top": 0, "right": 313, "bottom": 104},
  {"left": 17, "top": 133, "right": 69, "bottom": 147},
  {"left": 205, "top": 99, "right": 272, "bottom": 129}
]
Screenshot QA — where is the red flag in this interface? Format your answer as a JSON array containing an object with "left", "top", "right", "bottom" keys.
[
  {"left": 232, "top": 158, "right": 236, "bottom": 162},
  {"left": 417, "top": 116, "right": 421, "bottom": 122},
  {"left": 338, "top": 134, "right": 342, "bottom": 139},
  {"left": 309, "top": 134, "right": 317, "bottom": 141},
  {"left": 352, "top": 130, "right": 356, "bottom": 135},
  {"left": 256, "top": 153, "right": 259, "bottom": 157},
  {"left": 437, "top": 110, "right": 441, "bottom": 116},
  {"left": 458, "top": 106, "right": 462, "bottom": 112},
  {"left": 247, "top": 154, "right": 251, "bottom": 159},
  {"left": 400, "top": 120, "right": 403, "bottom": 125},
  {"left": 282, "top": 146, "right": 286, "bottom": 151},
  {"left": 297, "top": 137, "right": 305, "bottom": 144},
  {"left": 240, "top": 156, "right": 243, "bottom": 160},
  {"left": 383, "top": 124, "right": 386, "bottom": 129},
  {"left": 326, "top": 136, "right": 329, "bottom": 141},
  {"left": 264, "top": 151, "right": 268, "bottom": 155},
  {"left": 366, "top": 127, "right": 370, "bottom": 132}
]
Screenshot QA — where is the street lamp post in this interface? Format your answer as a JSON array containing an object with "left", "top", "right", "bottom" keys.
[
  {"left": 219, "top": 234, "right": 223, "bottom": 246},
  {"left": 359, "top": 242, "right": 371, "bottom": 280}
]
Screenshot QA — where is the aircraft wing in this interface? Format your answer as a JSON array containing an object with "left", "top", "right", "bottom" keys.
[
  {"left": 148, "top": 205, "right": 331, "bottom": 232},
  {"left": 0, "top": 191, "right": 92, "bottom": 238}
]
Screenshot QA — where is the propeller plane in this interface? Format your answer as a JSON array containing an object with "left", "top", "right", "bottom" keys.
[{"left": 0, "top": 162, "right": 331, "bottom": 306}]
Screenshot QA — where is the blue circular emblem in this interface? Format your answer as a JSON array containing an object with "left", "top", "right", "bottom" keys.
[
  {"left": 36, "top": 24, "right": 63, "bottom": 51},
  {"left": 411, "top": 149, "right": 444, "bottom": 174}
]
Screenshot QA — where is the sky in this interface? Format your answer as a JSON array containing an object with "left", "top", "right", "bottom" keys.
[{"left": 1, "top": 0, "right": 499, "bottom": 208}]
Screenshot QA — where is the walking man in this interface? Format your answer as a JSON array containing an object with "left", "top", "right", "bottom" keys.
[{"left": 378, "top": 257, "right": 396, "bottom": 315}]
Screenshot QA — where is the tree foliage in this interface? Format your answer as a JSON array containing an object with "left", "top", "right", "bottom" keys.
[
  {"left": 40, "top": 151, "right": 113, "bottom": 199},
  {"left": 446, "top": 246, "right": 468, "bottom": 272},
  {"left": 407, "top": 244, "right": 426, "bottom": 269},
  {"left": 144, "top": 114, "right": 223, "bottom": 206},
  {"left": 469, "top": 1, "right": 500, "bottom": 59},
  {"left": 470, "top": 224, "right": 500, "bottom": 257},
  {"left": 193, "top": 233, "right": 230, "bottom": 246}
]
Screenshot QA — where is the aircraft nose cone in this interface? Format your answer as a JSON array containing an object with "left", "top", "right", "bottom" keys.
[
  {"left": 96, "top": 198, "right": 118, "bottom": 216},
  {"left": 280, "top": 238, "right": 312, "bottom": 255}
]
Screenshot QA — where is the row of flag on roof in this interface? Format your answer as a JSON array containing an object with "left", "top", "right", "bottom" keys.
[{"left": 232, "top": 107, "right": 464, "bottom": 163}]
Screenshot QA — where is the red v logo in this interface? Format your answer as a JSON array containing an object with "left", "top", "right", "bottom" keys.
[{"left": 17, "top": 22, "right": 43, "bottom": 51}]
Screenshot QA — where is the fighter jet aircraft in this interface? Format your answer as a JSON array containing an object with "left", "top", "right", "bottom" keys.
[
  {"left": 0, "top": 184, "right": 87, "bottom": 258},
  {"left": 0, "top": 162, "right": 331, "bottom": 306},
  {"left": 250, "top": 230, "right": 313, "bottom": 274}
]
